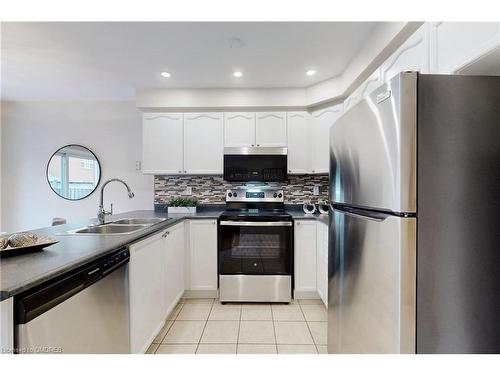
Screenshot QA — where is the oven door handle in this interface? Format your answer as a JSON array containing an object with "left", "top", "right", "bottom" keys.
[{"left": 219, "top": 221, "right": 292, "bottom": 227}]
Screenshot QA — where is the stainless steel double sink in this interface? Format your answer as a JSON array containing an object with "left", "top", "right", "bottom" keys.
[{"left": 63, "top": 217, "right": 170, "bottom": 235}]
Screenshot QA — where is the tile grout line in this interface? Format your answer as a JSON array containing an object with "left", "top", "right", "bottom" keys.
[
  {"left": 236, "top": 304, "right": 242, "bottom": 354},
  {"left": 154, "top": 302, "right": 184, "bottom": 353},
  {"left": 298, "top": 301, "right": 319, "bottom": 354},
  {"left": 271, "top": 304, "right": 279, "bottom": 354},
  {"left": 195, "top": 299, "right": 215, "bottom": 354},
  {"left": 156, "top": 300, "right": 323, "bottom": 354}
]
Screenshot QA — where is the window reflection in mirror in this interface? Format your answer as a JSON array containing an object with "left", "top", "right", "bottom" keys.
[{"left": 47, "top": 145, "right": 101, "bottom": 200}]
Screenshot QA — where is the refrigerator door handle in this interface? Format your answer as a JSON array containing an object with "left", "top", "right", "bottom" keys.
[{"left": 330, "top": 202, "right": 391, "bottom": 222}]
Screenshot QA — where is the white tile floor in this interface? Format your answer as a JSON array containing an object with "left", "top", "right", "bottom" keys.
[{"left": 147, "top": 298, "right": 328, "bottom": 354}]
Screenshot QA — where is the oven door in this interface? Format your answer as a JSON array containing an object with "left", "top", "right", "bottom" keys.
[{"left": 218, "top": 220, "right": 293, "bottom": 276}]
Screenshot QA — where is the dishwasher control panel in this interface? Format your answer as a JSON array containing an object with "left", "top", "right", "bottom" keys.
[{"left": 15, "top": 248, "right": 130, "bottom": 325}]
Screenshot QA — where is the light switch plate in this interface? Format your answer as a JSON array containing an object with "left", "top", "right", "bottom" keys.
[
  {"left": 135, "top": 161, "right": 141, "bottom": 171},
  {"left": 186, "top": 187, "right": 192, "bottom": 195},
  {"left": 313, "top": 186, "right": 320, "bottom": 196}
]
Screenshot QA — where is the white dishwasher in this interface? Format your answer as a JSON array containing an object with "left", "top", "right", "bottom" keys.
[{"left": 14, "top": 248, "right": 130, "bottom": 354}]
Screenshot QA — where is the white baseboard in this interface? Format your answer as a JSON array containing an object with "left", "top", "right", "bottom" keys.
[
  {"left": 183, "top": 289, "right": 219, "bottom": 299},
  {"left": 294, "top": 290, "right": 320, "bottom": 300},
  {"left": 139, "top": 290, "right": 186, "bottom": 354}
]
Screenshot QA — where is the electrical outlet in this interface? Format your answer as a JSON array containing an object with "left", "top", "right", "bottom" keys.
[
  {"left": 186, "top": 187, "right": 192, "bottom": 195},
  {"left": 313, "top": 186, "right": 320, "bottom": 196},
  {"left": 135, "top": 161, "right": 141, "bottom": 171}
]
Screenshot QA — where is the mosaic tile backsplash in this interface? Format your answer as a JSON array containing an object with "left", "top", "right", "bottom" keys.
[{"left": 154, "top": 174, "right": 329, "bottom": 205}]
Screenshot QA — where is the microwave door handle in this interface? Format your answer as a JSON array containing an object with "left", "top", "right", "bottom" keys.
[{"left": 219, "top": 221, "right": 292, "bottom": 227}]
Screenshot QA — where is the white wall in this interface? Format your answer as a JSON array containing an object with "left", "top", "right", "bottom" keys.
[
  {"left": 1, "top": 101, "right": 153, "bottom": 233},
  {"left": 136, "top": 88, "right": 308, "bottom": 110},
  {"left": 306, "top": 22, "right": 423, "bottom": 106}
]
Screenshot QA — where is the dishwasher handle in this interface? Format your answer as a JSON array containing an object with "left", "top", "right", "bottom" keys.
[{"left": 15, "top": 248, "right": 129, "bottom": 324}]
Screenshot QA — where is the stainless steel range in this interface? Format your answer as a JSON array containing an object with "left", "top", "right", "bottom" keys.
[{"left": 218, "top": 188, "right": 293, "bottom": 303}]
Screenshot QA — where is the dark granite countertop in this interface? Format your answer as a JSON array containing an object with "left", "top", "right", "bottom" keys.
[
  {"left": 0, "top": 209, "right": 223, "bottom": 301},
  {"left": 0, "top": 207, "right": 329, "bottom": 301},
  {"left": 286, "top": 208, "right": 330, "bottom": 225}
]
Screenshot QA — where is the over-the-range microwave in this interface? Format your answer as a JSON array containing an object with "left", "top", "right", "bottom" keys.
[{"left": 223, "top": 147, "right": 287, "bottom": 182}]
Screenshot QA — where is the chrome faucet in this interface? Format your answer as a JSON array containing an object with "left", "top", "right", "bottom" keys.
[{"left": 97, "top": 178, "right": 135, "bottom": 224}]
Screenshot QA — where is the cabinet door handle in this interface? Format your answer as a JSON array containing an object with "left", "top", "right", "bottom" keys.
[
  {"left": 251, "top": 144, "right": 254, "bottom": 147},
  {"left": 178, "top": 170, "right": 182, "bottom": 173},
  {"left": 257, "top": 144, "right": 260, "bottom": 146},
  {"left": 162, "top": 231, "right": 170, "bottom": 238}
]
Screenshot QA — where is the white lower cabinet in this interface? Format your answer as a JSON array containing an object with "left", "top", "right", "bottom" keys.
[
  {"left": 129, "top": 230, "right": 167, "bottom": 353},
  {"left": 316, "top": 221, "right": 328, "bottom": 306},
  {"left": 128, "top": 219, "right": 217, "bottom": 352},
  {"left": 294, "top": 219, "right": 329, "bottom": 303},
  {"left": 294, "top": 220, "right": 317, "bottom": 298},
  {"left": 185, "top": 220, "right": 218, "bottom": 296},
  {"left": 163, "top": 222, "right": 185, "bottom": 316}
]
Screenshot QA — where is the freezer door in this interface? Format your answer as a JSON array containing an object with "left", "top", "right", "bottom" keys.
[
  {"left": 416, "top": 74, "right": 500, "bottom": 353},
  {"left": 329, "top": 72, "right": 417, "bottom": 213},
  {"left": 328, "top": 206, "right": 416, "bottom": 353}
]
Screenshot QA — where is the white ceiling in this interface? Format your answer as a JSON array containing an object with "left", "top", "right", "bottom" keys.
[{"left": 1, "top": 22, "right": 383, "bottom": 101}]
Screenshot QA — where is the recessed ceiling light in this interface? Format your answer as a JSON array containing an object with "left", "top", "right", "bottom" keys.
[
  {"left": 233, "top": 71, "right": 243, "bottom": 78},
  {"left": 306, "top": 70, "right": 316, "bottom": 76},
  {"left": 160, "top": 71, "right": 171, "bottom": 78}
]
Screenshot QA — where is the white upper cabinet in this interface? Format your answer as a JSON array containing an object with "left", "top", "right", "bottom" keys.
[
  {"left": 310, "top": 104, "right": 343, "bottom": 174},
  {"left": 287, "top": 111, "right": 311, "bottom": 174},
  {"left": 224, "top": 112, "right": 287, "bottom": 148},
  {"left": 429, "top": 22, "right": 500, "bottom": 73},
  {"left": 142, "top": 113, "right": 183, "bottom": 174},
  {"left": 255, "top": 112, "right": 287, "bottom": 147},
  {"left": 381, "top": 24, "right": 430, "bottom": 83},
  {"left": 184, "top": 113, "right": 224, "bottom": 174},
  {"left": 224, "top": 112, "right": 256, "bottom": 147}
]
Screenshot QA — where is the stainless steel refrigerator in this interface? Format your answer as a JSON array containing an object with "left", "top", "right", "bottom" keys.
[{"left": 328, "top": 72, "right": 500, "bottom": 354}]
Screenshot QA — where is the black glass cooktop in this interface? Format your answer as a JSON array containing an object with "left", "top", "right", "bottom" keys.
[{"left": 219, "top": 209, "right": 292, "bottom": 221}]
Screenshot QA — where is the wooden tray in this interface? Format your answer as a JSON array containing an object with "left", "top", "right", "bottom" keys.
[{"left": 0, "top": 236, "right": 58, "bottom": 258}]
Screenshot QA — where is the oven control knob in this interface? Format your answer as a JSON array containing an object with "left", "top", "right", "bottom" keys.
[
  {"left": 228, "top": 192, "right": 233, "bottom": 197},
  {"left": 278, "top": 193, "right": 283, "bottom": 198},
  {"left": 233, "top": 192, "right": 238, "bottom": 197},
  {"left": 273, "top": 193, "right": 277, "bottom": 198}
]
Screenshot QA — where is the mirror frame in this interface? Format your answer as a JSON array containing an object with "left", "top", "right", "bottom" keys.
[{"left": 46, "top": 144, "right": 102, "bottom": 201}]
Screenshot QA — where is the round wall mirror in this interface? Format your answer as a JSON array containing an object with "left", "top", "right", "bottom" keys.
[{"left": 47, "top": 145, "right": 101, "bottom": 200}]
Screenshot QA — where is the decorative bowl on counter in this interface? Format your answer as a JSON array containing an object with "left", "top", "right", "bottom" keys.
[{"left": 0, "top": 232, "right": 58, "bottom": 257}]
